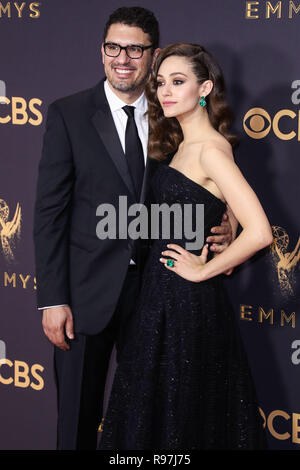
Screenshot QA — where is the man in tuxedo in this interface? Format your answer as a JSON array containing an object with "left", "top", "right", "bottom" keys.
[{"left": 33, "top": 6, "right": 235, "bottom": 450}]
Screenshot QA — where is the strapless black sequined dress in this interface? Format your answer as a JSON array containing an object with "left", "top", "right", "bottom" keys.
[{"left": 99, "top": 162, "right": 267, "bottom": 450}]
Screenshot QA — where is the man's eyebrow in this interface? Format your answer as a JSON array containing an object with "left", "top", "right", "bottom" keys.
[{"left": 106, "top": 41, "right": 148, "bottom": 47}]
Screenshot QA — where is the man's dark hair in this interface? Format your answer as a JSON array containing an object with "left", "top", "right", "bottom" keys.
[{"left": 103, "top": 6, "right": 160, "bottom": 51}]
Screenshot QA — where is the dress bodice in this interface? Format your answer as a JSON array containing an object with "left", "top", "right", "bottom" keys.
[{"left": 149, "top": 162, "right": 227, "bottom": 258}]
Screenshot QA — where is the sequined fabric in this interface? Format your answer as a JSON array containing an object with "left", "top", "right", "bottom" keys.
[{"left": 99, "top": 163, "right": 267, "bottom": 450}]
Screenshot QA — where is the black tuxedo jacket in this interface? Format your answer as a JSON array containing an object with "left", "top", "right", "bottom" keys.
[{"left": 33, "top": 79, "right": 159, "bottom": 334}]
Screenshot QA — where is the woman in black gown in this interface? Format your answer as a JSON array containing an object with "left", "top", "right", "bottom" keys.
[{"left": 99, "top": 43, "right": 273, "bottom": 450}]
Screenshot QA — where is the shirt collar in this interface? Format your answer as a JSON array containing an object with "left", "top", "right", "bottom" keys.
[{"left": 104, "top": 79, "right": 147, "bottom": 114}]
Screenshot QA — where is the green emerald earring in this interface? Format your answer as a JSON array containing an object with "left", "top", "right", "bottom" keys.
[{"left": 199, "top": 96, "right": 206, "bottom": 107}]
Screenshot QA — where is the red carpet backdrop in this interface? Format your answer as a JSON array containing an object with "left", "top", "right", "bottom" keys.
[{"left": 0, "top": 0, "right": 299, "bottom": 449}]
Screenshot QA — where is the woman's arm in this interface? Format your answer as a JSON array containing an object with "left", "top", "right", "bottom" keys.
[{"left": 161, "top": 146, "right": 273, "bottom": 282}]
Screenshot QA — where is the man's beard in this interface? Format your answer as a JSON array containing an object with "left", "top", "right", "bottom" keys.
[
  {"left": 108, "top": 67, "right": 150, "bottom": 93},
  {"left": 110, "top": 79, "right": 144, "bottom": 93}
]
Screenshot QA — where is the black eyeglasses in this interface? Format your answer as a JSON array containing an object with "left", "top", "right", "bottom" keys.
[{"left": 104, "top": 42, "right": 153, "bottom": 59}]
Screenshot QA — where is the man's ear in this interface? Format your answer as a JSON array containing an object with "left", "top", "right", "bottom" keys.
[{"left": 151, "top": 48, "right": 161, "bottom": 69}]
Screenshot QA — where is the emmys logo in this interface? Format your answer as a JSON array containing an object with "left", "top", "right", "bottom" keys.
[
  {"left": 0, "top": 2, "right": 40, "bottom": 18},
  {"left": 240, "top": 304, "right": 296, "bottom": 328},
  {"left": 0, "top": 199, "right": 22, "bottom": 263},
  {"left": 245, "top": 1, "right": 300, "bottom": 19},
  {"left": 271, "top": 226, "right": 300, "bottom": 297},
  {"left": 2, "top": 271, "right": 36, "bottom": 289},
  {"left": 243, "top": 81, "right": 300, "bottom": 140}
]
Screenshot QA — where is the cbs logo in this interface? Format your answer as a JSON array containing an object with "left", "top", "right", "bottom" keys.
[
  {"left": 260, "top": 408, "right": 300, "bottom": 444},
  {"left": 0, "top": 358, "right": 44, "bottom": 390},
  {"left": 243, "top": 107, "right": 300, "bottom": 140},
  {"left": 0, "top": 96, "right": 42, "bottom": 126}
]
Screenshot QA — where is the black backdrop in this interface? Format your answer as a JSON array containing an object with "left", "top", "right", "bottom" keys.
[{"left": 0, "top": 0, "right": 299, "bottom": 449}]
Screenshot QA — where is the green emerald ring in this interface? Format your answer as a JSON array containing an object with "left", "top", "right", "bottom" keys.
[{"left": 166, "top": 259, "right": 174, "bottom": 267}]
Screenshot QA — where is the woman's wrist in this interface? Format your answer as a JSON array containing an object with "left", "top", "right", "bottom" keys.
[{"left": 197, "top": 264, "right": 207, "bottom": 282}]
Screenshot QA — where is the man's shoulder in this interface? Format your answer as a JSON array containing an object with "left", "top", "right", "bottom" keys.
[{"left": 49, "top": 79, "right": 105, "bottom": 113}]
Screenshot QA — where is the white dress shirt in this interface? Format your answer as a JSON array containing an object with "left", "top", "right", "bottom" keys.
[
  {"left": 104, "top": 79, "right": 148, "bottom": 163},
  {"left": 39, "top": 80, "right": 149, "bottom": 310}
]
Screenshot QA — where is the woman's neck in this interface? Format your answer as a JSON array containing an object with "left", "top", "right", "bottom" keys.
[{"left": 177, "top": 107, "right": 213, "bottom": 145}]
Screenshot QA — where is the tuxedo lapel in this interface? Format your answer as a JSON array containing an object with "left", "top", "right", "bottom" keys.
[
  {"left": 91, "top": 80, "right": 135, "bottom": 198},
  {"left": 91, "top": 80, "right": 162, "bottom": 205}
]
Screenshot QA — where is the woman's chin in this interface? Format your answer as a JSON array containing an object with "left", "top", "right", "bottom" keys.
[{"left": 163, "top": 109, "right": 178, "bottom": 118}]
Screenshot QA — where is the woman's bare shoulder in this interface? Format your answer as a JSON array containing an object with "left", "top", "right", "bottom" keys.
[{"left": 198, "top": 135, "right": 234, "bottom": 164}]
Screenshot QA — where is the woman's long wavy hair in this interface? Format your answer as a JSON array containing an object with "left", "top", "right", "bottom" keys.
[{"left": 145, "top": 43, "right": 238, "bottom": 160}]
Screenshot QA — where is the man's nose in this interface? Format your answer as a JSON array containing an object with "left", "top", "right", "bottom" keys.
[{"left": 117, "top": 48, "right": 130, "bottom": 64}]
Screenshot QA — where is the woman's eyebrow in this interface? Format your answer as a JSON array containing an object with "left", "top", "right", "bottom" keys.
[{"left": 157, "top": 72, "right": 188, "bottom": 78}]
